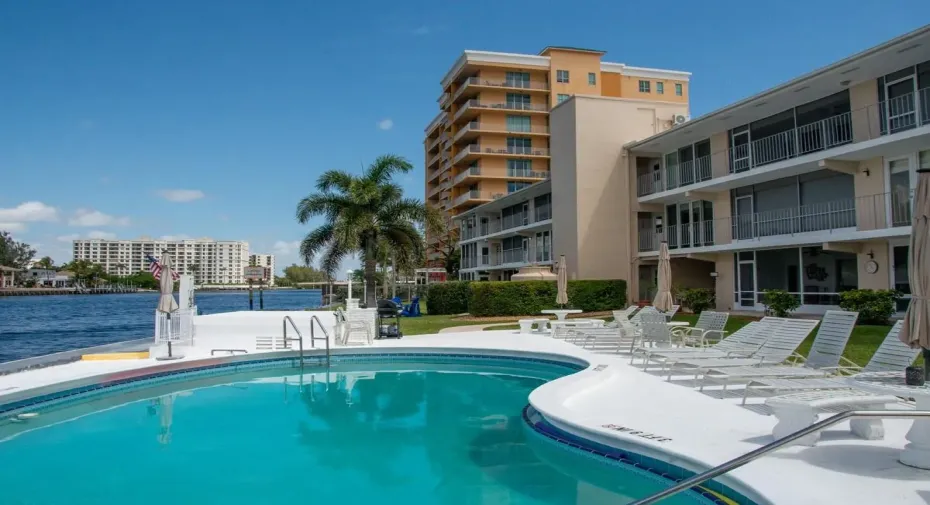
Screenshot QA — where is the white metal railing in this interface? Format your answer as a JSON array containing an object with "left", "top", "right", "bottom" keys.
[
  {"left": 454, "top": 99, "right": 548, "bottom": 121},
  {"left": 453, "top": 76, "right": 550, "bottom": 101},
  {"left": 507, "top": 169, "right": 549, "bottom": 179},
  {"left": 664, "top": 155, "right": 713, "bottom": 190},
  {"left": 637, "top": 191, "right": 914, "bottom": 252},
  {"left": 482, "top": 146, "right": 550, "bottom": 156},
  {"left": 453, "top": 190, "right": 492, "bottom": 207},
  {"left": 154, "top": 307, "right": 196, "bottom": 345},
  {"left": 637, "top": 88, "right": 930, "bottom": 197}
]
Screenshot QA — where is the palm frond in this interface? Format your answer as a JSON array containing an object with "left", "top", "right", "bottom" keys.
[
  {"left": 315, "top": 170, "right": 355, "bottom": 194},
  {"left": 299, "top": 224, "right": 335, "bottom": 266},
  {"left": 366, "top": 154, "right": 413, "bottom": 185},
  {"left": 296, "top": 194, "right": 355, "bottom": 224}
]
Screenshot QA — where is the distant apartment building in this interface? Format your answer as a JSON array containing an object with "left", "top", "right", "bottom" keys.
[
  {"left": 248, "top": 253, "right": 276, "bottom": 286},
  {"left": 72, "top": 237, "right": 249, "bottom": 285},
  {"left": 625, "top": 25, "right": 930, "bottom": 313},
  {"left": 426, "top": 46, "right": 691, "bottom": 274}
]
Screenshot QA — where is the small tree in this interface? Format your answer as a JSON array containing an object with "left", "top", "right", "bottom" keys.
[
  {"left": 762, "top": 289, "right": 800, "bottom": 317},
  {"left": 425, "top": 206, "right": 460, "bottom": 278},
  {"left": 0, "top": 231, "right": 36, "bottom": 270}
]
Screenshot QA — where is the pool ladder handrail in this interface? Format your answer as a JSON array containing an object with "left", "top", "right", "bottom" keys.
[
  {"left": 309, "top": 315, "right": 331, "bottom": 368},
  {"left": 282, "top": 316, "right": 304, "bottom": 367},
  {"left": 628, "top": 409, "right": 930, "bottom": 505}
]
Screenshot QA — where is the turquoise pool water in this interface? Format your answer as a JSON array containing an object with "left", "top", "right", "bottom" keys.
[{"left": 0, "top": 360, "right": 714, "bottom": 505}]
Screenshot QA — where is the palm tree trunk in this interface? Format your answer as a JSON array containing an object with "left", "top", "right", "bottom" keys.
[{"left": 365, "top": 258, "right": 378, "bottom": 307}]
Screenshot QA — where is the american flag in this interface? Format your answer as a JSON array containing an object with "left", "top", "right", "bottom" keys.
[{"left": 146, "top": 254, "right": 180, "bottom": 281}]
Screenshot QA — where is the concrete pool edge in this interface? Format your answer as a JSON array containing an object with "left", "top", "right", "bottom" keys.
[{"left": 0, "top": 344, "right": 758, "bottom": 505}]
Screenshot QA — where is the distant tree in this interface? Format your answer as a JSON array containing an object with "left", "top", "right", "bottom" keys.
[
  {"left": 59, "top": 259, "right": 106, "bottom": 286},
  {"left": 34, "top": 256, "right": 55, "bottom": 270},
  {"left": 0, "top": 231, "right": 36, "bottom": 270},
  {"left": 425, "top": 207, "right": 460, "bottom": 278},
  {"left": 283, "top": 264, "right": 327, "bottom": 284}
]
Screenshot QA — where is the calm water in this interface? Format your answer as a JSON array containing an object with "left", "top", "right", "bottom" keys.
[
  {"left": 0, "top": 290, "right": 322, "bottom": 363},
  {"left": 0, "top": 363, "right": 707, "bottom": 505}
]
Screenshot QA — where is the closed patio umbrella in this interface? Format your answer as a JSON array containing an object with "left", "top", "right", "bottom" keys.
[
  {"left": 157, "top": 252, "right": 180, "bottom": 360},
  {"left": 653, "top": 242, "right": 674, "bottom": 313},
  {"left": 900, "top": 167, "right": 930, "bottom": 379},
  {"left": 556, "top": 255, "right": 569, "bottom": 308}
]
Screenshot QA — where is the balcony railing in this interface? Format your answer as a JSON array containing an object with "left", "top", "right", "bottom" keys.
[
  {"left": 454, "top": 121, "right": 550, "bottom": 142},
  {"left": 452, "top": 77, "right": 550, "bottom": 102},
  {"left": 427, "top": 136, "right": 442, "bottom": 151},
  {"left": 453, "top": 99, "right": 549, "bottom": 121},
  {"left": 637, "top": 191, "right": 914, "bottom": 252},
  {"left": 427, "top": 152, "right": 441, "bottom": 168},
  {"left": 637, "top": 88, "right": 930, "bottom": 197},
  {"left": 665, "top": 155, "right": 712, "bottom": 191},
  {"left": 453, "top": 190, "right": 495, "bottom": 207},
  {"left": 454, "top": 166, "right": 481, "bottom": 185},
  {"left": 506, "top": 169, "right": 549, "bottom": 179},
  {"left": 485, "top": 146, "right": 550, "bottom": 156},
  {"left": 461, "top": 208, "right": 553, "bottom": 243},
  {"left": 439, "top": 92, "right": 450, "bottom": 108}
]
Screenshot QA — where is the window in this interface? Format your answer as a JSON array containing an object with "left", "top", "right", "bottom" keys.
[
  {"left": 508, "top": 159, "right": 533, "bottom": 177},
  {"left": 507, "top": 181, "right": 532, "bottom": 193},
  {"left": 638, "top": 80, "right": 650, "bottom": 93},
  {"left": 505, "top": 71, "right": 530, "bottom": 88},
  {"left": 557, "top": 94, "right": 570, "bottom": 104},
  {"left": 556, "top": 70, "right": 569, "bottom": 83},
  {"left": 507, "top": 137, "right": 532, "bottom": 154},
  {"left": 675, "top": 83, "right": 683, "bottom": 96},
  {"left": 588, "top": 72, "right": 596, "bottom": 85},
  {"left": 506, "top": 93, "right": 531, "bottom": 109},
  {"left": 506, "top": 115, "right": 531, "bottom": 133},
  {"left": 656, "top": 82, "right": 664, "bottom": 94}
]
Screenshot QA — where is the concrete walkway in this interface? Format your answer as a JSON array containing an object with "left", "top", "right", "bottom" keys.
[{"left": 437, "top": 322, "right": 517, "bottom": 333}]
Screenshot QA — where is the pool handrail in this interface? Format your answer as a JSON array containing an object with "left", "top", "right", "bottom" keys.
[{"left": 627, "top": 410, "right": 930, "bottom": 505}]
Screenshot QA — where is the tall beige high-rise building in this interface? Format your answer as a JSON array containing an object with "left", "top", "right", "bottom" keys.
[{"left": 425, "top": 46, "right": 691, "bottom": 275}]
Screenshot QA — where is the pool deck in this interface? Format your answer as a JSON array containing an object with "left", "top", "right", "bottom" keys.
[{"left": 1, "top": 329, "right": 928, "bottom": 505}]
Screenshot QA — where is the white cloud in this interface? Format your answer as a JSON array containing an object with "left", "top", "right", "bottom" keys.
[
  {"left": 87, "top": 230, "right": 117, "bottom": 240},
  {"left": 377, "top": 119, "right": 394, "bottom": 131},
  {"left": 0, "top": 201, "right": 59, "bottom": 224},
  {"left": 273, "top": 240, "right": 300, "bottom": 255},
  {"left": 68, "top": 208, "right": 130, "bottom": 227},
  {"left": 156, "top": 189, "right": 205, "bottom": 202},
  {"left": 160, "top": 234, "right": 190, "bottom": 241},
  {"left": 0, "top": 222, "right": 27, "bottom": 232},
  {"left": 57, "top": 233, "right": 81, "bottom": 242}
]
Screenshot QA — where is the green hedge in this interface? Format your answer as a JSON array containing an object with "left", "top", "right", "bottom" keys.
[
  {"left": 426, "top": 281, "right": 471, "bottom": 315},
  {"left": 465, "top": 279, "right": 627, "bottom": 317}
]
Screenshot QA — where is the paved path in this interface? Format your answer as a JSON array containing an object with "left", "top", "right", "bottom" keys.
[{"left": 437, "top": 322, "right": 517, "bottom": 333}]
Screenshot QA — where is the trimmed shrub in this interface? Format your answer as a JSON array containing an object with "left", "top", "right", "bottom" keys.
[
  {"left": 677, "top": 288, "right": 715, "bottom": 314},
  {"left": 762, "top": 289, "right": 800, "bottom": 317},
  {"left": 426, "top": 281, "right": 470, "bottom": 315},
  {"left": 467, "top": 279, "right": 627, "bottom": 317},
  {"left": 839, "top": 289, "right": 901, "bottom": 325}
]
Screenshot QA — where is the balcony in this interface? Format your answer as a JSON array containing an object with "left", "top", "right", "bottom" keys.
[
  {"left": 452, "top": 190, "right": 500, "bottom": 208},
  {"left": 452, "top": 76, "right": 550, "bottom": 103},
  {"left": 427, "top": 136, "right": 442, "bottom": 152},
  {"left": 427, "top": 152, "right": 441, "bottom": 169},
  {"left": 453, "top": 144, "right": 550, "bottom": 165},
  {"left": 454, "top": 121, "right": 550, "bottom": 143},
  {"left": 454, "top": 166, "right": 481, "bottom": 185},
  {"left": 506, "top": 169, "right": 550, "bottom": 180},
  {"left": 637, "top": 191, "right": 913, "bottom": 253},
  {"left": 439, "top": 92, "right": 450, "bottom": 109},
  {"left": 638, "top": 88, "right": 930, "bottom": 199},
  {"left": 453, "top": 99, "right": 549, "bottom": 122}
]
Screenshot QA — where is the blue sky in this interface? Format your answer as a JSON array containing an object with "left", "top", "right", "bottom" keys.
[{"left": 1, "top": 1, "right": 928, "bottom": 273}]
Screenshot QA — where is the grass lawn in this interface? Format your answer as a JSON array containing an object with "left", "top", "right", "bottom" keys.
[{"left": 400, "top": 315, "right": 487, "bottom": 336}]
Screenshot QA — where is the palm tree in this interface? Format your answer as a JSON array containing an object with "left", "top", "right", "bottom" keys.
[
  {"left": 297, "top": 154, "right": 425, "bottom": 307},
  {"left": 35, "top": 256, "right": 55, "bottom": 270}
]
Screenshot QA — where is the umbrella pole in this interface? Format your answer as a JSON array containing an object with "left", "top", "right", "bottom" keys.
[
  {"left": 924, "top": 348, "right": 930, "bottom": 382},
  {"left": 166, "top": 314, "right": 173, "bottom": 358}
]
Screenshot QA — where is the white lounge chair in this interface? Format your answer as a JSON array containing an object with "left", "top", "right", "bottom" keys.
[
  {"left": 611, "top": 305, "right": 640, "bottom": 322},
  {"left": 766, "top": 390, "right": 899, "bottom": 446},
  {"left": 664, "top": 318, "right": 818, "bottom": 382},
  {"left": 638, "top": 312, "right": 674, "bottom": 349},
  {"left": 741, "top": 321, "right": 918, "bottom": 402},
  {"left": 699, "top": 311, "right": 859, "bottom": 392},
  {"left": 629, "top": 306, "right": 656, "bottom": 325},
  {"left": 634, "top": 320, "right": 770, "bottom": 369},
  {"left": 664, "top": 304, "right": 681, "bottom": 320},
  {"left": 672, "top": 311, "right": 729, "bottom": 347},
  {"left": 572, "top": 319, "right": 641, "bottom": 353}
]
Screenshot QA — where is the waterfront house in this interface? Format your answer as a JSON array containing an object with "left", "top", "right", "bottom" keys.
[{"left": 0, "top": 266, "right": 18, "bottom": 288}]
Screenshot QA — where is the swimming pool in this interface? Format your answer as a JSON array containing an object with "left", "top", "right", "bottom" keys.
[{"left": 0, "top": 356, "right": 721, "bottom": 505}]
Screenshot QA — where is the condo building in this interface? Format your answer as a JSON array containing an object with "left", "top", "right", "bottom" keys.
[
  {"left": 249, "top": 253, "right": 276, "bottom": 286},
  {"left": 441, "top": 25, "right": 930, "bottom": 315},
  {"left": 72, "top": 237, "right": 250, "bottom": 285},
  {"left": 425, "top": 46, "right": 691, "bottom": 272}
]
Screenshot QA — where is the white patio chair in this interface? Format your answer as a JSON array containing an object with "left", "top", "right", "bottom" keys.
[
  {"left": 634, "top": 320, "right": 770, "bottom": 368},
  {"left": 699, "top": 310, "right": 859, "bottom": 392},
  {"left": 672, "top": 311, "right": 729, "bottom": 347},
  {"left": 663, "top": 318, "right": 818, "bottom": 382},
  {"left": 638, "top": 312, "right": 674, "bottom": 349},
  {"left": 629, "top": 306, "right": 657, "bottom": 325},
  {"left": 344, "top": 309, "right": 373, "bottom": 346},
  {"left": 741, "top": 321, "right": 918, "bottom": 402},
  {"left": 607, "top": 305, "right": 640, "bottom": 327}
]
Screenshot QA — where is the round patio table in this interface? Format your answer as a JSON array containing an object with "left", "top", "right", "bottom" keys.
[
  {"left": 541, "top": 309, "right": 583, "bottom": 321},
  {"left": 848, "top": 371, "right": 930, "bottom": 469}
]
